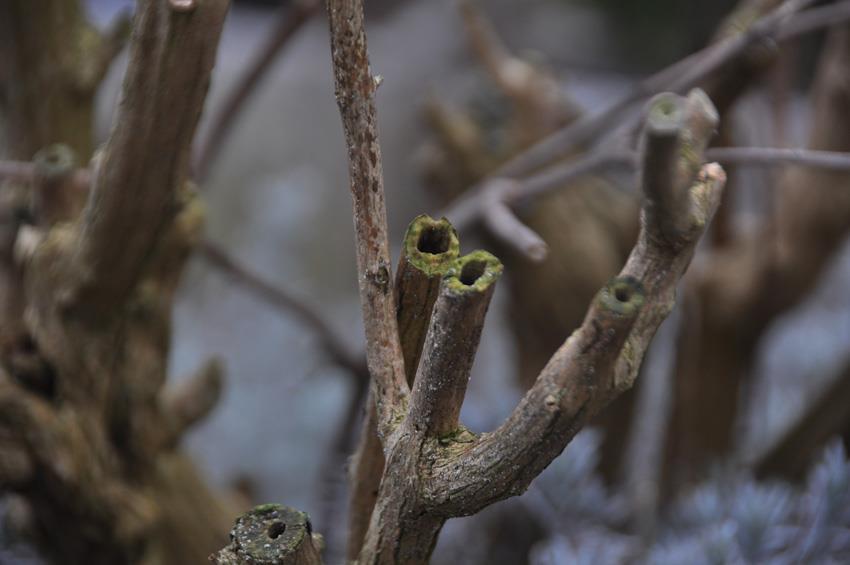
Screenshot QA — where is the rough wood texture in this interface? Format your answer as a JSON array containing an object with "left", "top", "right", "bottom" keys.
[
  {"left": 358, "top": 253, "right": 504, "bottom": 564},
  {"left": 347, "top": 215, "right": 459, "bottom": 560},
  {"left": 353, "top": 92, "right": 724, "bottom": 564},
  {"left": 326, "top": 0, "right": 408, "bottom": 440},
  {"left": 75, "top": 0, "right": 229, "bottom": 315},
  {"left": 0, "top": 1, "right": 236, "bottom": 563},
  {"left": 407, "top": 251, "right": 502, "bottom": 437},
  {"left": 212, "top": 504, "right": 323, "bottom": 565}
]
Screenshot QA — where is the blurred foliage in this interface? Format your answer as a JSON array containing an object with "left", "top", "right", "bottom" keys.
[{"left": 530, "top": 433, "right": 850, "bottom": 564}]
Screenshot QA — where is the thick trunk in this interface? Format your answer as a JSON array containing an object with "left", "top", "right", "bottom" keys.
[{"left": 0, "top": 2, "right": 237, "bottom": 564}]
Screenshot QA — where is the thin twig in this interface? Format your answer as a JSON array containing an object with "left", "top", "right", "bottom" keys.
[
  {"left": 705, "top": 146, "right": 850, "bottom": 170},
  {"left": 467, "top": 144, "right": 850, "bottom": 261},
  {"left": 195, "top": 0, "right": 321, "bottom": 179},
  {"left": 196, "top": 241, "right": 367, "bottom": 379},
  {"left": 482, "top": 180, "right": 549, "bottom": 262}
]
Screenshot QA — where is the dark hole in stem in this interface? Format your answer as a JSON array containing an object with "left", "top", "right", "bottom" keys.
[
  {"left": 614, "top": 286, "right": 631, "bottom": 302},
  {"left": 417, "top": 225, "right": 451, "bottom": 255},
  {"left": 268, "top": 521, "right": 286, "bottom": 539},
  {"left": 460, "top": 260, "right": 486, "bottom": 286}
]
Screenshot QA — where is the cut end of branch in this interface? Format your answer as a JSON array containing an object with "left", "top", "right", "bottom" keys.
[
  {"left": 402, "top": 214, "right": 460, "bottom": 275},
  {"left": 445, "top": 250, "right": 503, "bottom": 294},
  {"left": 33, "top": 144, "right": 76, "bottom": 179},
  {"left": 645, "top": 93, "right": 686, "bottom": 137},
  {"left": 596, "top": 276, "right": 645, "bottom": 318},
  {"left": 211, "top": 503, "right": 323, "bottom": 565}
]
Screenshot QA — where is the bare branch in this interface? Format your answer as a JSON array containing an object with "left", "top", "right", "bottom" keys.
[
  {"left": 705, "top": 146, "right": 850, "bottom": 170},
  {"left": 196, "top": 0, "right": 321, "bottom": 179},
  {"left": 429, "top": 95, "right": 725, "bottom": 517},
  {"left": 347, "top": 215, "right": 459, "bottom": 560},
  {"left": 482, "top": 180, "right": 548, "bottom": 262},
  {"left": 325, "top": 0, "right": 408, "bottom": 439},
  {"left": 641, "top": 90, "right": 719, "bottom": 245},
  {"left": 395, "top": 215, "right": 462, "bottom": 382},
  {"left": 407, "top": 251, "right": 502, "bottom": 437},
  {"left": 70, "top": 0, "right": 230, "bottom": 314},
  {"left": 441, "top": 0, "right": 850, "bottom": 231}
]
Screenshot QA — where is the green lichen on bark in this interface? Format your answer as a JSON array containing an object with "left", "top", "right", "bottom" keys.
[
  {"left": 220, "top": 504, "right": 316, "bottom": 563},
  {"left": 401, "top": 214, "right": 460, "bottom": 276},
  {"left": 443, "top": 250, "right": 503, "bottom": 294}
]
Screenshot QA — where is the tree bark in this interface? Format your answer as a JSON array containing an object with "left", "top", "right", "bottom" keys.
[
  {"left": 0, "top": 1, "right": 237, "bottom": 563},
  {"left": 212, "top": 504, "right": 323, "bottom": 565},
  {"left": 346, "top": 215, "right": 459, "bottom": 560}
]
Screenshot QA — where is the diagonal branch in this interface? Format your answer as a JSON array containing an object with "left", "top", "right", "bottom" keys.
[
  {"left": 196, "top": 0, "right": 321, "bottom": 179},
  {"left": 441, "top": 0, "right": 850, "bottom": 233},
  {"left": 325, "top": 0, "right": 408, "bottom": 440},
  {"left": 429, "top": 91, "right": 725, "bottom": 517},
  {"left": 197, "top": 241, "right": 367, "bottom": 378}
]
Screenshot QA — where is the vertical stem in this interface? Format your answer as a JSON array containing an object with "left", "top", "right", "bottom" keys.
[
  {"left": 347, "top": 215, "right": 458, "bottom": 560},
  {"left": 407, "top": 251, "right": 502, "bottom": 437},
  {"left": 325, "top": 0, "right": 408, "bottom": 439}
]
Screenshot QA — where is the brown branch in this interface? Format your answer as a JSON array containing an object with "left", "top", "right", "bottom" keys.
[
  {"left": 346, "top": 215, "right": 459, "bottom": 560},
  {"left": 698, "top": 22, "right": 850, "bottom": 339},
  {"left": 455, "top": 140, "right": 850, "bottom": 260},
  {"left": 0, "top": 160, "right": 366, "bottom": 382},
  {"left": 196, "top": 0, "right": 321, "bottom": 179},
  {"left": 161, "top": 358, "right": 224, "bottom": 447},
  {"left": 482, "top": 180, "right": 548, "bottom": 262},
  {"left": 394, "top": 216, "right": 462, "bottom": 382},
  {"left": 69, "top": 0, "right": 230, "bottom": 315},
  {"left": 0, "top": 0, "right": 114, "bottom": 159},
  {"left": 212, "top": 504, "right": 323, "bottom": 565},
  {"left": 325, "top": 0, "right": 408, "bottom": 440},
  {"left": 441, "top": 0, "right": 850, "bottom": 232},
  {"left": 352, "top": 92, "right": 723, "bottom": 562},
  {"left": 705, "top": 146, "right": 850, "bottom": 170},
  {"left": 641, "top": 91, "right": 719, "bottom": 246},
  {"left": 406, "top": 251, "right": 502, "bottom": 437},
  {"left": 426, "top": 95, "right": 725, "bottom": 521}
]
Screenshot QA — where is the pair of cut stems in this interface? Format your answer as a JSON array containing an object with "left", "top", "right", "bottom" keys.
[{"left": 347, "top": 214, "right": 501, "bottom": 559}]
